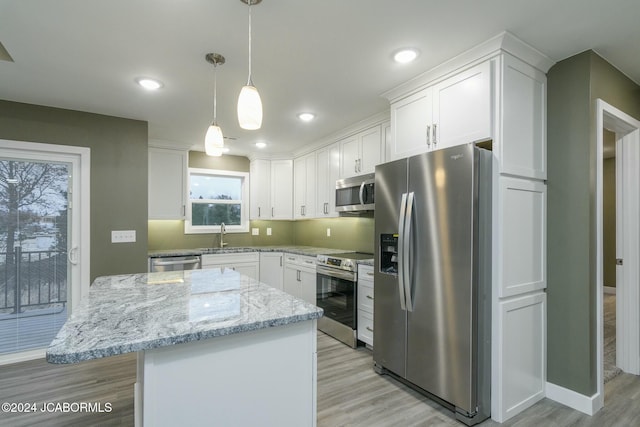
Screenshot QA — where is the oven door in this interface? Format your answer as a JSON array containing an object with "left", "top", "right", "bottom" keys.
[{"left": 316, "top": 265, "right": 356, "bottom": 329}]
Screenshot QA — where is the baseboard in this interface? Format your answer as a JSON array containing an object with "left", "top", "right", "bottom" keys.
[
  {"left": 604, "top": 286, "right": 617, "bottom": 294},
  {"left": 0, "top": 348, "right": 45, "bottom": 366},
  {"left": 545, "top": 381, "right": 603, "bottom": 415}
]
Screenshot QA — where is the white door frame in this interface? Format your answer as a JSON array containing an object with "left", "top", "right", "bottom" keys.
[
  {"left": 596, "top": 99, "right": 640, "bottom": 402},
  {"left": 0, "top": 139, "right": 90, "bottom": 364}
]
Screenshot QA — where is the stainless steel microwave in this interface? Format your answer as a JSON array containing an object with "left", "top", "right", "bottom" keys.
[{"left": 335, "top": 173, "right": 375, "bottom": 212}]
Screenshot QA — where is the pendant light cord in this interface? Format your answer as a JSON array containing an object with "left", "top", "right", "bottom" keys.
[
  {"left": 213, "top": 61, "right": 218, "bottom": 125},
  {"left": 247, "top": 1, "right": 253, "bottom": 86}
]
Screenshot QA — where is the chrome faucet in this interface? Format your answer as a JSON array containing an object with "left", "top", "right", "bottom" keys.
[{"left": 219, "top": 222, "right": 228, "bottom": 248}]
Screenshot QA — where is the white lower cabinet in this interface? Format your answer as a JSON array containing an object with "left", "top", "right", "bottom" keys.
[
  {"left": 259, "top": 252, "right": 284, "bottom": 290},
  {"left": 494, "top": 291, "right": 546, "bottom": 422},
  {"left": 201, "top": 252, "right": 259, "bottom": 281},
  {"left": 357, "top": 265, "right": 375, "bottom": 347},
  {"left": 283, "top": 254, "right": 317, "bottom": 305}
]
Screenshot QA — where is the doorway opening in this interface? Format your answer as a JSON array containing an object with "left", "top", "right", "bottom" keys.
[{"left": 596, "top": 99, "right": 640, "bottom": 407}]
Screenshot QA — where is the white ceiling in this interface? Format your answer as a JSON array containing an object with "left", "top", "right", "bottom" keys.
[{"left": 1, "top": 0, "right": 639, "bottom": 157}]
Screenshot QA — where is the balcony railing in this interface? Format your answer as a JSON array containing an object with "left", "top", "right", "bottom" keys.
[{"left": 0, "top": 247, "right": 67, "bottom": 314}]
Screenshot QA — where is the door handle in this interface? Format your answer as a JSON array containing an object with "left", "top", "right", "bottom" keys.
[
  {"left": 397, "top": 193, "right": 408, "bottom": 311},
  {"left": 68, "top": 246, "right": 79, "bottom": 265},
  {"left": 404, "top": 192, "right": 415, "bottom": 311},
  {"left": 426, "top": 125, "right": 431, "bottom": 146},
  {"left": 433, "top": 123, "right": 437, "bottom": 145},
  {"left": 617, "top": 258, "right": 623, "bottom": 265}
]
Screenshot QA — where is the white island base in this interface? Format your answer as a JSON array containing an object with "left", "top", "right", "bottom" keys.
[{"left": 135, "top": 320, "right": 317, "bottom": 427}]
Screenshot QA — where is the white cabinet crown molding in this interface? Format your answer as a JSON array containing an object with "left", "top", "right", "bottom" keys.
[{"left": 382, "top": 31, "right": 554, "bottom": 103}]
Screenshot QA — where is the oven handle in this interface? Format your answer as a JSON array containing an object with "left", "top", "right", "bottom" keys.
[{"left": 316, "top": 264, "right": 356, "bottom": 282}]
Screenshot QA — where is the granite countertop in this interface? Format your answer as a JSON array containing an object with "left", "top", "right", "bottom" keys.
[
  {"left": 148, "top": 246, "right": 350, "bottom": 258},
  {"left": 47, "top": 269, "right": 323, "bottom": 364}
]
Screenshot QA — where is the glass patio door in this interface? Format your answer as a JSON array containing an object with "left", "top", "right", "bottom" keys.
[{"left": 0, "top": 156, "right": 72, "bottom": 356}]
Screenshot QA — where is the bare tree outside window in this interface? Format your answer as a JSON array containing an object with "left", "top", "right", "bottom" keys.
[{"left": 0, "top": 159, "right": 69, "bottom": 354}]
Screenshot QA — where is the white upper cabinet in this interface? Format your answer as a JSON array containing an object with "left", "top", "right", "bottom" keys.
[
  {"left": 431, "top": 61, "right": 492, "bottom": 150},
  {"left": 339, "top": 125, "right": 382, "bottom": 178},
  {"left": 294, "top": 153, "right": 316, "bottom": 219},
  {"left": 390, "top": 61, "right": 492, "bottom": 160},
  {"left": 390, "top": 89, "right": 433, "bottom": 160},
  {"left": 249, "top": 159, "right": 293, "bottom": 220},
  {"left": 270, "top": 160, "right": 294, "bottom": 219},
  {"left": 499, "top": 53, "right": 547, "bottom": 180},
  {"left": 315, "top": 143, "right": 340, "bottom": 217},
  {"left": 250, "top": 159, "right": 271, "bottom": 220},
  {"left": 148, "top": 147, "right": 187, "bottom": 219}
]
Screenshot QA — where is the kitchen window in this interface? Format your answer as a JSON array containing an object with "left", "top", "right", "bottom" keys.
[{"left": 184, "top": 168, "right": 249, "bottom": 234}]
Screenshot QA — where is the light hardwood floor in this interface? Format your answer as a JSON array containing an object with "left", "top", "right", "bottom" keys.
[{"left": 1, "top": 332, "right": 639, "bottom": 426}]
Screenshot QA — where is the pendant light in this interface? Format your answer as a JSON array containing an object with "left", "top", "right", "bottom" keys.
[
  {"left": 205, "top": 53, "right": 225, "bottom": 156},
  {"left": 237, "top": 0, "right": 263, "bottom": 130}
]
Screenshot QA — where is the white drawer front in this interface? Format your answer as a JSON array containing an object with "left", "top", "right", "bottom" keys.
[
  {"left": 358, "top": 282, "right": 374, "bottom": 312},
  {"left": 358, "top": 310, "right": 374, "bottom": 346}
]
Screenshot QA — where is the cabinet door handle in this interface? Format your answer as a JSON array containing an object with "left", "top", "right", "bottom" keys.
[
  {"left": 426, "top": 125, "right": 431, "bottom": 146},
  {"left": 366, "top": 326, "right": 374, "bottom": 332},
  {"left": 433, "top": 123, "right": 437, "bottom": 145},
  {"left": 354, "top": 160, "right": 358, "bottom": 173},
  {"left": 258, "top": 207, "right": 261, "bottom": 217},
  {"left": 366, "top": 295, "right": 374, "bottom": 300},
  {"left": 324, "top": 202, "right": 328, "bottom": 214},
  {"left": 280, "top": 256, "right": 283, "bottom": 267},
  {"left": 272, "top": 207, "right": 274, "bottom": 217},
  {"left": 297, "top": 270, "right": 301, "bottom": 281}
]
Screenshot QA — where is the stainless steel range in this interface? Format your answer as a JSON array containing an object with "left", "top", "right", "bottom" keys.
[{"left": 316, "top": 252, "right": 374, "bottom": 348}]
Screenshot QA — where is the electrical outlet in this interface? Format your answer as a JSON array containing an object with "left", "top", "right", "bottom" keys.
[
  {"left": 326, "top": 228, "right": 331, "bottom": 237},
  {"left": 111, "top": 230, "right": 136, "bottom": 243},
  {"left": 267, "top": 228, "right": 272, "bottom": 236},
  {"left": 252, "top": 228, "right": 259, "bottom": 236}
]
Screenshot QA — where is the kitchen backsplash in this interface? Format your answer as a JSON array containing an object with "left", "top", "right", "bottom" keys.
[{"left": 148, "top": 216, "right": 373, "bottom": 253}]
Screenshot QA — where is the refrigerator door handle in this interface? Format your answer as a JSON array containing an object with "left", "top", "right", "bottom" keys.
[
  {"left": 397, "top": 193, "right": 408, "bottom": 311},
  {"left": 404, "top": 192, "right": 415, "bottom": 311}
]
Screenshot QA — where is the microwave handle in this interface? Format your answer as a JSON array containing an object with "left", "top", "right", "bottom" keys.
[{"left": 359, "top": 181, "right": 365, "bottom": 205}]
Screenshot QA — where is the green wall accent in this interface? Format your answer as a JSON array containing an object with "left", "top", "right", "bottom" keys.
[
  {"left": 0, "top": 99, "right": 149, "bottom": 281},
  {"left": 547, "top": 51, "right": 640, "bottom": 396},
  {"left": 149, "top": 216, "right": 374, "bottom": 253},
  {"left": 189, "top": 151, "right": 249, "bottom": 172},
  {"left": 148, "top": 220, "right": 296, "bottom": 250},
  {"left": 293, "top": 217, "right": 374, "bottom": 253}
]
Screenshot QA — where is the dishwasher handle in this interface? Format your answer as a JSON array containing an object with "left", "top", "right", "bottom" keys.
[{"left": 152, "top": 258, "right": 200, "bottom": 267}]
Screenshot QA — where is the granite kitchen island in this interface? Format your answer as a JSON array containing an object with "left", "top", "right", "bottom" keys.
[{"left": 47, "top": 268, "right": 323, "bottom": 427}]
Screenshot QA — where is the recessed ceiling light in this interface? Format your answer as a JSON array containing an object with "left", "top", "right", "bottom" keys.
[
  {"left": 297, "top": 112, "right": 315, "bottom": 122},
  {"left": 393, "top": 48, "right": 419, "bottom": 64},
  {"left": 255, "top": 142, "right": 266, "bottom": 149},
  {"left": 136, "top": 77, "right": 163, "bottom": 90}
]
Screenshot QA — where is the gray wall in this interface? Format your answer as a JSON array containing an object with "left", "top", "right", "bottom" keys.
[
  {"left": 547, "top": 51, "right": 640, "bottom": 395},
  {"left": 0, "top": 100, "right": 149, "bottom": 281}
]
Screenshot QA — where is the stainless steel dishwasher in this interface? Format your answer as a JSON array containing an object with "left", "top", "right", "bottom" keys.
[{"left": 149, "top": 255, "right": 201, "bottom": 272}]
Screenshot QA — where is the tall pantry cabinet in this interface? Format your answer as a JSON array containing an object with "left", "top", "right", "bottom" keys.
[{"left": 383, "top": 32, "right": 554, "bottom": 423}]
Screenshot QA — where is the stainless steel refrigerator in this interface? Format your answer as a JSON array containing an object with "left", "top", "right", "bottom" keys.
[{"left": 373, "top": 143, "right": 491, "bottom": 425}]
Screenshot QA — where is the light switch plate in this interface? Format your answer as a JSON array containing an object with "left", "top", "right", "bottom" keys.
[
  {"left": 112, "top": 230, "right": 136, "bottom": 243},
  {"left": 252, "top": 228, "right": 259, "bottom": 236},
  {"left": 326, "top": 228, "right": 331, "bottom": 237},
  {"left": 267, "top": 228, "right": 272, "bottom": 236}
]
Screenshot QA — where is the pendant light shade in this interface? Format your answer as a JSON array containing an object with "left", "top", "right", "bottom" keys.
[
  {"left": 205, "top": 124, "right": 224, "bottom": 156},
  {"left": 238, "top": 0, "right": 263, "bottom": 130},
  {"left": 204, "top": 53, "right": 226, "bottom": 156},
  {"left": 237, "top": 84, "right": 262, "bottom": 130}
]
